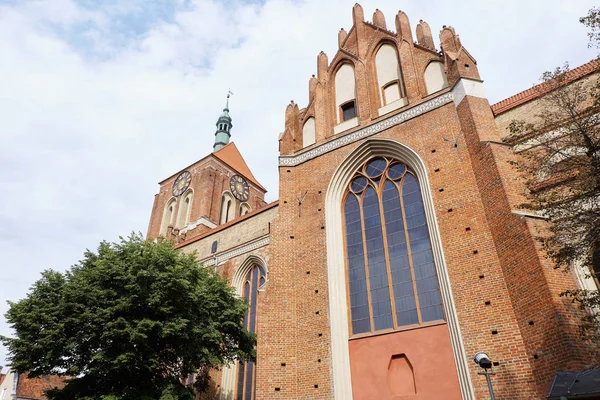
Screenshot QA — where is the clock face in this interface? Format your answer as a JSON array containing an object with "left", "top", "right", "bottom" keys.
[
  {"left": 172, "top": 171, "right": 192, "bottom": 197},
  {"left": 229, "top": 174, "right": 249, "bottom": 202}
]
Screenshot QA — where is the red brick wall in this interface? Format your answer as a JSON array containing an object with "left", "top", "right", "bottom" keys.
[
  {"left": 146, "top": 5, "right": 594, "bottom": 399},
  {"left": 456, "top": 95, "right": 588, "bottom": 397},
  {"left": 147, "top": 157, "right": 266, "bottom": 242}
]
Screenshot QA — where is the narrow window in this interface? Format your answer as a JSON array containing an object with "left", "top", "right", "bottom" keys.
[
  {"left": 176, "top": 191, "right": 193, "bottom": 228},
  {"left": 593, "top": 243, "right": 600, "bottom": 286},
  {"left": 341, "top": 101, "right": 357, "bottom": 122},
  {"left": 235, "top": 265, "right": 266, "bottom": 400},
  {"left": 424, "top": 61, "right": 448, "bottom": 95},
  {"left": 335, "top": 63, "right": 357, "bottom": 124},
  {"left": 302, "top": 117, "right": 316, "bottom": 147},
  {"left": 375, "top": 44, "right": 405, "bottom": 106},
  {"left": 343, "top": 157, "right": 444, "bottom": 336},
  {"left": 160, "top": 198, "right": 177, "bottom": 236},
  {"left": 225, "top": 200, "right": 231, "bottom": 223},
  {"left": 220, "top": 193, "right": 235, "bottom": 224}
]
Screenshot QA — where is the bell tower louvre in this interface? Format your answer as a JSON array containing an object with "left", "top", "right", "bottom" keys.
[{"left": 145, "top": 4, "right": 598, "bottom": 399}]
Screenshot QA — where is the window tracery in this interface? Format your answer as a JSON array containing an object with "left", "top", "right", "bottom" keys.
[
  {"left": 235, "top": 265, "right": 266, "bottom": 400},
  {"left": 343, "top": 157, "right": 444, "bottom": 335}
]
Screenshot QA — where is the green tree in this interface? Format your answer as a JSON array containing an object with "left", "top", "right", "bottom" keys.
[
  {"left": 1, "top": 234, "right": 255, "bottom": 399},
  {"left": 505, "top": 8, "right": 600, "bottom": 352}
]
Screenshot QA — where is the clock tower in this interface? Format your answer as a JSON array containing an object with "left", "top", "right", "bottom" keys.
[{"left": 146, "top": 100, "right": 267, "bottom": 244}]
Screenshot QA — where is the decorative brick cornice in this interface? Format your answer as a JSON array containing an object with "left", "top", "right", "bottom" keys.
[
  {"left": 279, "top": 92, "right": 454, "bottom": 167},
  {"left": 200, "top": 235, "right": 270, "bottom": 266}
]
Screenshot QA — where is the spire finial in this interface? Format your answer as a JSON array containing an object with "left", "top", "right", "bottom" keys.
[
  {"left": 225, "top": 89, "right": 234, "bottom": 111},
  {"left": 213, "top": 90, "right": 234, "bottom": 151}
]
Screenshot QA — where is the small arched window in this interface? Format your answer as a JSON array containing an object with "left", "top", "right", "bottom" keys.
[
  {"left": 235, "top": 265, "right": 266, "bottom": 400},
  {"left": 240, "top": 203, "right": 251, "bottom": 216},
  {"left": 302, "top": 117, "right": 316, "bottom": 147},
  {"left": 343, "top": 157, "right": 444, "bottom": 335},
  {"left": 424, "top": 61, "right": 449, "bottom": 95},
  {"left": 375, "top": 44, "right": 405, "bottom": 106},
  {"left": 160, "top": 198, "right": 177, "bottom": 236},
  {"left": 335, "top": 63, "right": 357, "bottom": 124},
  {"left": 220, "top": 192, "right": 236, "bottom": 224},
  {"left": 176, "top": 190, "right": 193, "bottom": 228}
]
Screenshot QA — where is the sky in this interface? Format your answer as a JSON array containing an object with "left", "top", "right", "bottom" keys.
[{"left": 0, "top": 0, "right": 597, "bottom": 368}]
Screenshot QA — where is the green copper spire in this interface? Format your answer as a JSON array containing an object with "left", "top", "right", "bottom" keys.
[{"left": 213, "top": 92, "right": 233, "bottom": 151}]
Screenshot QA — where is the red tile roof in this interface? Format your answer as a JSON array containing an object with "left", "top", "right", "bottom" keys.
[
  {"left": 16, "top": 372, "right": 65, "bottom": 400},
  {"left": 212, "top": 142, "right": 266, "bottom": 192},
  {"left": 491, "top": 59, "right": 600, "bottom": 116}
]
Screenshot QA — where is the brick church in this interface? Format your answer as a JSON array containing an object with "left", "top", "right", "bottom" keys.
[{"left": 146, "top": 4, "right": 599, "bottom": 399}]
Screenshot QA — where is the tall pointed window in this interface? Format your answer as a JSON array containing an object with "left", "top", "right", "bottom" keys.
[
  {"left": 343, "top": 157, "right": 444, "bottom": 336},
  {"left": 160, "top": 198, "right": 177, "bottom": 236},
  {"left": 375, "top": 44, "right": 405, "bottom": 105},
  {"left": 220, "top": 192, "right": 236, "bottom": 224},
  {"left": 236, "top": 265, "right": 266, "bottom": 400},
  {"left": 176, "top": 190, "right": 193, "bottom": 228}
]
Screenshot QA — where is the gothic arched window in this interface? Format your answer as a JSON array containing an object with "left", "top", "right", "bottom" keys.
[
  {"left": 343, "top": 157, "right": 444, "bottom": 336},
  {"left": 160, "top": 198, "right": 177, "bottom": 236},
  {"left": 220, "top": 192, "right": 236, "bottom": 224},
  {"left": 235, "top": 265, "right": 266, "bottom": 400},
  {"left": 176, "top": 190, "right": 193, "bottom": 228},
  {"left": 375, "top": 44, "right": 405, "bottom": 105}
]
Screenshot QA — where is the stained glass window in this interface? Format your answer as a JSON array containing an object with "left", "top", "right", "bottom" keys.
[
  {"left": 235, "top": 265, "right": 265, "bottom": 400},
  {"left": 342, "top": 158, "right": 444, "bottom": 335}
]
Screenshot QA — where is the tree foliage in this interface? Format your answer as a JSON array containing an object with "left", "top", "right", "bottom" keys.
[
  {"left": 581, "top": 7, "right": 600, "bottom": 50},
  {"left": 505, "top": 8, "right": 600, "bottom": 351},
  {"left": 1, "top": 234, "right": 255, "bottom": 399}
]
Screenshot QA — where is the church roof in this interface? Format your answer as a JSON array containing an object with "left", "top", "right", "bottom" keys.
[
  {"left": 212, "top": 142, "right": 266, "bottom": 192},
  {"left": 491, "top": 58, "right": 600, "bottom": 116}
]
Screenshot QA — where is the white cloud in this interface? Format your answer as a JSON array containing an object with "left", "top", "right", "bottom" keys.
[{"left": 0, "top": 0, "right": 596, "bottom": 366}]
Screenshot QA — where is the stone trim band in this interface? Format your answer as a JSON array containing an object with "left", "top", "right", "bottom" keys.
[
  {"left": 279, "top": 79, "right": 487, "bottom": 168},
  {"left": 200, "top": 235, "right": 270, "bottom": 266},
  {"left": 279, "top": 92, "right": 454, "bottom": 167}
]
